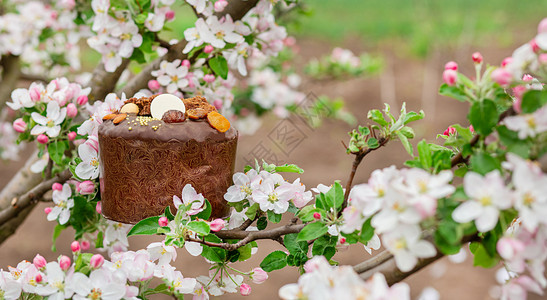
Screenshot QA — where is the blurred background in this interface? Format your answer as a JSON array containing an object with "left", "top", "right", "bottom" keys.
[{"left": 2, "top": 0, "right": 547, "bottom": 299}]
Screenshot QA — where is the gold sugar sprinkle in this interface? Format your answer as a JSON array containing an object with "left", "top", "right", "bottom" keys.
[{"left": 128, "top": 127, "right": 132, "bottom": 131}]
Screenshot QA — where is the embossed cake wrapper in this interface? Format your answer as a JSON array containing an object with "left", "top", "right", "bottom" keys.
[{"left": 98, "top": 118, "right": 237, "bottom": 224}]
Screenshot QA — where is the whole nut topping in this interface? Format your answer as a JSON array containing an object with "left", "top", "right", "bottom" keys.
[
  {"left": 113, "top": 113, "right": 127, "bottom": 124},
  {"left": 102, "top": 113, "right": 117, "bottom": 120},
  {"left": 120, "top": 103, "right": 139, "bottom": 114}
]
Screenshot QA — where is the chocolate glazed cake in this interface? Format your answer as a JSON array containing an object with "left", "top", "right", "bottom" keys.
[{"left": 98, "top": 95, "right": 237, "bottom": 224}]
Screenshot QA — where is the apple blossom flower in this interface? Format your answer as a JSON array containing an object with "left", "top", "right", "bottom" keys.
[
  {"left": 12, "top": 118, "right": 26, "bottom": 133},
  {"left": 47, "top": 183, "right": 74, "bottom": 225},
  {"left": 147, "top": 241, "right": 177, "bottom": 266},
  {"left": 444, "top": 61, "right": 458, "bottom": 70},
  {"left": 205, "top": 15, "right": 244, "bottom": 49},
  {"left": 452, "top": 170, "right": 513, "bottom": 232},
  {"left": 173, "top": 184, "right": 205, "bottom": 215},
  {"left": 382, "top": 224, "right": 437, "bottom": 272},
  {"left": 70, "top": 241, "right": 80, "bottom": 252},
  {"left": 30, "top": 101, "right": 67, "bottom": 138},
  {"left": 7, "top": 88, "right": 35, "bottom": 110},
  {"left": 103, "top": 221, "right": 131, "bottom": 253},
  {"left": 153, "top": 60, "right": 189, "bottom": 93},
  {"left": 443, "top": 69, "right": 457, "bottom": 86},
  {"left": 209, "top": 219, "right": 225, "bottom": 232},
  {"left": 197, "top": 269, "right": 243, "bottom": 296},
  {"left": 75, "top": 136, "right": 100, "bottom": 180},
  {"left": 251, "top": 267, "right": 268, "bottom": 284},
  {"left": 70, "top": 269, "right": 126, "bottom": 300},
  {"left": 443, "top": 126, "right": 456, "bottom": 136},
  {"left": 500, "top": 275, "right": 544, "bottom": 300},
  {"left": 504, "top": 105, "right": 547, "bottom": 139},
  {"left": 183, "top": 18, "right": 214, "bottom": 54},
  {"left": 162, "top": 266, "right": 196, "bottom": 294},
  {"left": 252, "top": 176, "right": 294, "bottom": 214},
  {"left": 224, "top": 170, "right": 261, "bottom": 203},
  {"left": 0, "top": 269, "right": 22, "bottom": 299},
  {"left": 492, "top": 68, "right": 514, "bottom": 86},
  {"left": 90, "top": 254, "right": 105, "bottom": 269},
  {"left": 145, "top": 13, "right": 166, "bottom": 32}
]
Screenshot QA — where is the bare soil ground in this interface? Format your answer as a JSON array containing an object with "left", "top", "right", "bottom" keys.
[{"left": 0, "top": 38, "right": 543, "bottom": 299}]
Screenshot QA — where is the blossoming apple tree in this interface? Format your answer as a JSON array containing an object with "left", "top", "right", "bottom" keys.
[{"left": 0, "top": 0, "right": 547, "bottom": 299}]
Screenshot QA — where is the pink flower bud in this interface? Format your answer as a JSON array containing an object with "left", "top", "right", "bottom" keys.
[
  {"left": 204, "top": 45, "right": 214, "bottom": 54},
  {"left": 30, "top": 88, "right": 41, "bottom": 102},
  {"left": 33, "top": 254, "right": 47, "bottom": 269},
  {"left": 52, "top": 183, "right": 63, "bottom": 192},
  {"left": 13, "top": 118, "right": 26, "bottom": 133},
  {"left": 71, "top": 241, "right": 80, "bottom": 252},
  {"left": 158, "top": 216, "right": 169, "bottom": 227},
  {"left": 181, "top": 59, "right": 191, "bottom": 68},
  {"left": 148, "top": 80, "right": 160, "bottom": 91},
  {"left": 442, "top": 69, "right": 457, "bottom": 86},
  {"left": 213, "top": 99, "right": 223, "bottom": 110},
  {"left": 539, "top": 18, "right": 547, "bottom": 33},
  {"left": 209, "top": 218, "right": 225, "bottom": 232},
  {"left": 522, "top": 74, "right": 533, "bottom": 82},
  {"left": 35, "top": 274, "right": 43, "bottom": 283},
  {"left": 540, "top": 53, "right": 547, "bottom": 64},
  {"left": 251, "top": 267, "right": 268, "bottom": 284},
  {"left": 165, "top": 10, "right": 175, "bottom": 21},
  {"left": 471, "top": 52, "right": 483, "bottom": 64},
  {"left": 59, "top": 255, "right": 71, "bottom": 271},
  {"left": 37, "top": 134, "right": 49, "bottom": 144},
  {"left": 469, "top": 125, "right": 474, "bottom": 133},
  {"left": 203, "top": 74, "right": 215, "bottom": 83},
  {"left": 491, "top": 68, "right": 513, "bottom": 86},
  {"left": 77, "top": 180, "right": 94, "bottom": 195},
  {"left": 67, "top": 103, "right": 78, "bottom": 118},
  {"left": 443, "top": 126, "right": 456, "bottom": 136},
  {"left": 284, "top": 36, "right": 296, "bottom": 47},
  {"left": 501, "top": 57, "right": 513, "bottom": 68},
  {"left": 68, "top": 131, "right": 77, "bottom": 141},
  {"left": 81, "top": 240, "right": 90, "bottom": 251},
  {"left": 77, "top": 95, "right": 88, "bottom": 106},
  {"left": 313, "top": 212, "right": 321, "bottom": 220},
  {"left": 44, "top": 207, "right": 52, "bottom": 214},
  {"left": 90, "top": 254, "right": 105, "bottom": 269},
  {"left": 497, "top": 237, "right": 525, "bottom": 260},
  {"left": 214, "top": 0, "right": 228, "bottom": 12},
  {"left": 444, "top": 61, "right": 458, "bottom": 71},
  {"left": 239, "top": 283, "right": 251, "bottom": 296},
  {"left": 339, "top": 237, "right": 346, "bottom": 244},
  {"left": 530, "top": 39, "right": 540, "bottom": 53},
  {"left": 95, "top": 201, "right": 102, "bottom": 214}
]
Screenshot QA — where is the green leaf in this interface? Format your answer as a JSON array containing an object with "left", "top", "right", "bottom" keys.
[
  {"left": 396, "top": 131, "right": 413, "bottom": 156},
  {"left": 260, "top": 250, "right": 288, "bottom": 272},
  {"left": 468, "top": 99, "right": 499, "bottom": 136},
  {"left": 325, "top": 182, "right": 344, "bottom": 210},
  {"left": 237, "top": 243, "right": 253, "bottom": 262},
  {"left": 470, "top": 152, "right": 500, "bottom": 175},
  {"left": 452, "top": 124, "right": 474, "bottom": 142},
  {"left": 257, "top": 216, "right": 268, "bottom": 230},
  {"left": 417, "top": 140, "right": 432, "bottom": 169},
  {"left": 359, "top": 217, "right": 375, "bottom": 243},
  {"left": 267, "top": 210, "right": 282, "bottom": 223},
  {"left": 144, "top": 283, "right": 171, "bottom": 296},
  {"left": 275, "top": 164, "right": 304, "bottom": 174},
  {"left": 95, "top": 231, "right": 104, "bottom": 249},
  {"left": 201, "top": 245, "right": 226, "bottom": 263},
  {"left": 403, "top": 110, "right": 425, "bottom": 124},
  {"left": 164, "top": 206, "right": 175, "bottom": 221},
  {"left": 521, "top": 90, "right": 547, "bottom": 114},
  {"left": 130, "top": 48, "right": 146, "bottom": 64},
  {"left": 296, "top": 206, "right": 323, "bottom": 222},
  {"left": 439, "top": 83, "right": 469, "bottom": 102},
  {"left": 127, "top": 216, "right": 161, "bottom": 236},
  {"left": 195, "top": 199, "right": 212, "bottom": 220},
  {"left": 51, "top": 224, "right": 67, "bottom": 252},
  {"left": 297, "top": 222, "right": 328, "bottom": 241},
  {"left": 187, "top": 221, "right": 210, "bottom": 235},
  {"left": 245, "top": 203, "right": 259, "bottom": 220},
  {"left": 367, "top": 109, "right": 388, "bottom": 126},
  {"left": 399, "top": 126, "right": 415, "bottom": 139},
  {"left": 209, "top": 56, "right": 229, "bottom": 80},
  {"left": 367, "top": 137, "right": 379, "bottom": 149},
  {"left": 470, "top": 242, "right": 499, "bottom": 268},
  {"left": 48, "top": 140, "right": 67, "bottom": 165},
  {"left": 284, "top": 233, "right": 309, "bottom": 254},
  {"left": 312, "top": 235, "right": 336, "bottom": 256}
]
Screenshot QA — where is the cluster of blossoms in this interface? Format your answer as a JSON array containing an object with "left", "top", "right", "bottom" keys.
[
  {"left": 305, "top": 47, "right": 380, "bottom": 80},
  {"left": 88, "top": 0, "right": 175, "bottom": 72},
  {"left": 224, "top": 169, "right": 313, "bottom": 225},
  {"left": 342, "top": 166, "right": 455, "bottom": 271},
  {"left": 0, "top": 1, "right": 85, "bottom": 77},
  {"left": 279, "top": 256, "right": 410, "bottom": 300},
  {"left": 7, "top": 77, "right": 90, "bottom": 146}
]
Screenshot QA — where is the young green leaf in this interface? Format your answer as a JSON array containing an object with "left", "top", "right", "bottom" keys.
[
  {"left": 187, "top": 221, "right": 210, "bottom": 235},
  {"left": 267, "top": 211, "right": 282, "bottom": 223},
  {"left": 127, "top": 216, "right": 161, "bottom": 236},
  {"left": 275, "top": 164, "right": 304, "bottom": 174},
  {"left": 260, "top": 251, "right": 288, "bottom": 272},
  {"left": 468, "top": 99, "right": 499, "bottom": 136},
  {"left": 284, "top": 233, "right": 309, "bottom": 254},
  {"left": 209, "top": 56, "right": 229, "bottom": 80},
  {"left": 195, "top": 199, "right": 212, "bottom": 220},
  {"left": 297, "top": 222, "right": 328, "bottom": 241}
]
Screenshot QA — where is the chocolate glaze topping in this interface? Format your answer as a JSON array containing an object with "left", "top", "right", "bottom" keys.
[{"left": 98, "top": 115, "right": 238, "bottom": 224}]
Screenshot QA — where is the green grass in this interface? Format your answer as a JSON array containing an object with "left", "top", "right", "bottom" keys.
[{"left": 291, "top": 0, "right": 547, "bottom": 56}]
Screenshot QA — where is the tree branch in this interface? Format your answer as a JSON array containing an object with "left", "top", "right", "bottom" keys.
[
  {"left": 0, "top": 55, "right": 21, "bottom": 110},
  {"left": 88, "top": 59, "right": 131, "bottom": 102},
  {"left": 0, "top": 169, "right": 72, "bottom": 226}
]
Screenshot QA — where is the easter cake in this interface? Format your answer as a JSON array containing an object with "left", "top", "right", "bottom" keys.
[{"left": 98, "top": 94, "right": 237, "bottom": 224}]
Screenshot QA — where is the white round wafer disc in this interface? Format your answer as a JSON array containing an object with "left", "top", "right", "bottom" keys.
[{"left": 150, "top": 94, "right": 186, "bottom": 120}]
